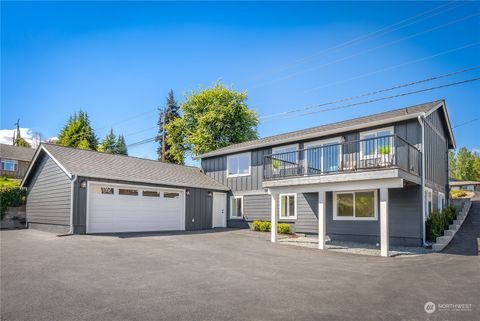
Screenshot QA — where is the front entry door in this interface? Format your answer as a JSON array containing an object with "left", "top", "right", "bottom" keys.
[{"left": 212, "top": 193, "right": 227, "bottom": 228}]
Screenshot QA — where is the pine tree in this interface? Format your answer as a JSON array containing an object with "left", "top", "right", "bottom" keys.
[
  {"left": 98, "top": 129, "right": 117, "bottom": 153},
  {"left": 57, "top": 111, "right": 98, "bottom": 150},
  {"left": 155, "top": 90, "right": 181, "bottom": 163},
  {"left": 113, "top": 134, "right": 128, "bottom": 155}
]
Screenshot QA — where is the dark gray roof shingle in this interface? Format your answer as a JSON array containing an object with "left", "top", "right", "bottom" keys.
[
  {"left": 0, "top": 143, "right": 36, "bottom": 162},
  {"left": 198, "top": 100, "right": 444, "bottom": 158},
  {"left": 39, "top": 144, "right": 229, "bottom": 191}
]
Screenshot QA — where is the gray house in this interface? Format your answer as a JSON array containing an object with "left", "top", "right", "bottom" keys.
[
  {"left": 198, "top": 100, "right": 455, "bottom": 256},
  {"left": 0, "top": 143, "right": 36, "bottom": 179},
  {"left": 21, "top": 144, "right": 229, "bottom": 235}
]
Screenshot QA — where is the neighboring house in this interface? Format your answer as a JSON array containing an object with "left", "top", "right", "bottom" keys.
[
  {"left": 0, "top": 143, "right": 36, "bottom": 179},
  {"left": 21, "top": 144, "right": 229, "bottom": 235},
  {"left": 199, "top": 100, "right": 455, "bottom": 256},
  {"left": 449, "top": 180, "right": 480, "bottom": 192}
]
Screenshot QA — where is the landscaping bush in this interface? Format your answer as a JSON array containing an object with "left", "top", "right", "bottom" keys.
[
  {"left": 251, "top": 221, "right": 292, "bottom": 234},
  {"left": 451, "top": 190, "right": 468, "bottom": 199},
  {"left": 426, "top": 205, "right": 457, "bottom": 242},
  {"left": 0, "top": 186, "right": 27, "bottom": 219}
]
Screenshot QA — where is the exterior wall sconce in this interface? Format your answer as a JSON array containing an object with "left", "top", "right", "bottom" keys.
[
  {"left": 208, "top": 191, "right": 213, "bottom": 197},
  {"left": 186, "top": 189, "right": 190, "bottom": 196},
  {"left": 80, "top": 180, "right": 87, "bottom": 188}
]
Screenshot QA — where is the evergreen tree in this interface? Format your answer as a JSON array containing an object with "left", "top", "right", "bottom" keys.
[
  {"left": 13, "top": 119, "right": 32, "bottom": 148},
  {"left": 155, "top": 90, "right": 181, "bottom": 163},
  {"left": 98, "top": 129, "right": 117, "bottom": 153},
  {"left": 113, "top": 134, "right": 128, "bottom": 155},
  {"left": 57, "top": 111, "right": 98, "bottom": 150}
]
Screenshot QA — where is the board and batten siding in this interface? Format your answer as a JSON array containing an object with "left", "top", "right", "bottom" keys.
[
  {"left": 26, "top": 154, "right": 72, "bottom": 228},
  {"left": 424, "top": 109, "right": 449, "bottom": 193}
]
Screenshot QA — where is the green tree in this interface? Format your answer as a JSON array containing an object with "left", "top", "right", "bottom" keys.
[
  {"left": 165, "top": 83, "right": 258, "bottom": 159},
  {"left": 98, "top": 129, "right": 117, "bottom": 153},
  {"left": 454, "top": 147, "right": 476, "bottom": 180},
  {"left": 13, "top": 119, "right": 32, "bottom": 148},
  {"left": 58, "top": 111, "right": 98, "bottom": 150},
  {"left": 156, "top": 90, "right": 181, "bottom": 163},
  {"left": 448, "top": 150, "right": 457, "bottom": 179},
  {"left": 113, "top": 134, "right": 128, "bottom": 155}
]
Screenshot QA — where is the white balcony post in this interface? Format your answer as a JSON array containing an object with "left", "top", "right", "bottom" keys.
[
  {"left": 318, "top": 191, "right": 326, "bottom": 250},
  {"left": 380, "top": 188, "right": 389, "bottom": 257},
  {"left": 271, "top": 193, "right": 278, "bottom": 243}
]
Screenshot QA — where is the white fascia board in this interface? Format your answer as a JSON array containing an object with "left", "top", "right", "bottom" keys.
[
  {"left": 424, "top": 101, "right": 456, "bottom": 149},
  {"left": 197, "top": 112, "right": 425, "bottom": 159}
]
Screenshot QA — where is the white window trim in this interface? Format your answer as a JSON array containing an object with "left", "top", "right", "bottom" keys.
[
  {"left": 333, "top": 190, "right": 378, "bottom": 221},
  {"left": 1, "top": 159, "right": 18, "bottom": 172},
  {"left": 359, "top": 126, "right": 394, "bottom": 160},
  {"left": 304, "top": 138, "right": 342, "bottom": 173},
  {"left": 226, "top": 152, "right": 251, "bottom": 178},
  {"left": 279, "top": 193, "right": 297, "bottom": 220},
  {"left": 229, "top": 195, "right": 244, "bottom": 219},
  {"left": 438, "top": 191, "right": 445, "bottom": 212},
  {"left": 425, "top": 187, "right": 433, "bottom": 217}
]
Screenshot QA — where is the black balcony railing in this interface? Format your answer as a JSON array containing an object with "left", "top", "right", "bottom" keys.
[{"left": 263, "top": 135, "right": 421, "bottom": 180}]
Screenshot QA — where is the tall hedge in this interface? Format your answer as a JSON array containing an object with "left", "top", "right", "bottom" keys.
[{"left": 0, "top": 187, "right": 26, "bottom": 219}]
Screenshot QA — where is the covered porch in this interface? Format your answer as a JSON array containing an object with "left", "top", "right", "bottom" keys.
[{"left": 268, "top": 178, "right": 410, "bottom": 257}]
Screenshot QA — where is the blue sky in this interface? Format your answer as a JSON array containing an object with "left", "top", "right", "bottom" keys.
[{"left": 2, "top": 1, "right": 479, "bottom": 164}]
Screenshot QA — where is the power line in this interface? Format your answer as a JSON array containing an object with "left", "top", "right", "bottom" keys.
[
  {"left": 303, "top": 41, "right": 480, "bottom": 93},
  {"left": 260, "top": 65, "right": 480, "bottom": 120},
  {"left": 236, "top": 1, "right": 461, "bottom": 86},
  {"left": 263, "top": 77, "right": 480, "bottom": 122},
  {"left": 453, "top": 117, "right": 480, "bottom": 128},
  {"left": 252, "top": 11, "right": 479, "bottom": 89},
  {"left": 126, "top": 77, "right": 480, "bottom": 148}
]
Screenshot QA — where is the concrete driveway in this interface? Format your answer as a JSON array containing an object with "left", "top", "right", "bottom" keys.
[{"left": 1, "top": 228, "right": 479, "bottom": 321}]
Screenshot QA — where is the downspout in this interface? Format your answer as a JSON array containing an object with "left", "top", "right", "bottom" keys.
[
  {"left": 68, "top": 175, "right": 78, "bottom": 235},
  {"left": 418, "top": 115, "right": 427, "bottom": 246}
]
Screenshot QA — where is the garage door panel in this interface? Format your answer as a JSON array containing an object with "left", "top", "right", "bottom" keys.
[{"left": 87, "top": 183, "right": 185, "bottom": 233}]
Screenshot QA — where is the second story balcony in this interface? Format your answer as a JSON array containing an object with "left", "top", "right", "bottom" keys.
[{"left": 263, "top": 135, "right": 421, "bottom": 184}]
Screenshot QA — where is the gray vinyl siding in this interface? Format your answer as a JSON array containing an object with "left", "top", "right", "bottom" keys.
[
  {"left": 72, "top": 177, "right": 216, "bottom": 233},
  {"left": 296, "top": 193, "right": 318, "bottom": 233},
  {"left": 26, "top": 154, "right": 71, "bottom": 227},
  {"left": 425, "top": 109, "right": 449, "bottom": 193},
  {"left": 242, "top": 194, "right": 270, "bottom": 221}
]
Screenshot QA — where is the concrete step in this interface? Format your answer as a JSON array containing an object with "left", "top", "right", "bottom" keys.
[
  {"left": 436, "top": 235, "right": 452, "bottom": 244},
  {"left": 449, "top": 224, "right": 460, "bottom": 230},
  {"left": 453, "top": 219, "right": 463, "bottom": 225},
  {"left": 444, "top": 230, "right": 456, "bottom": 236},
  {"left": 432, "top": 243, "right": 446, "bottom": 252}
]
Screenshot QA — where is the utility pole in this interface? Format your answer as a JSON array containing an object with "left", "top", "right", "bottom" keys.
[
  {"left": 13, "top": 119, "right": 20, "bottom": 145},
  {"left": 161, "top": 108, "right": 166, "bottom": 161}
]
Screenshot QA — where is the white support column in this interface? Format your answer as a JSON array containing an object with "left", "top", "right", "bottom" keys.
[
  {"left": 271, "top": 193, "right": 278, "bottom": 243},
  {"left": 318, "top": 191, "right": 326, "bottom": 250},
  {"left": 380, "top": 188, "right": 389, "bottom": 257}
]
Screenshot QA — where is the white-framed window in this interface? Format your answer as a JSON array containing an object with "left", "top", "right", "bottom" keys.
[
  {"left": 1, "top": 159, "right": 18, "bottom": 172},
  {"left": 438, "top": 192, "right": 445, "bottom": 212},
  {"left": 272, "top": 144, "right": 299, "bottom": 169},
  {"left": 425, "top": 187, "right": 433, "bottom": 216},
  {"left": 230, "top": 196, "right": 243, "bottom": 219},
  {"left": 92, "top": 186, "right": 114, "bottom": 195},
  {"left": 359, "top": 127, "right": 394, "bottom": 160},
  {"left": 279, "top": 193, "right": 297, "bottom": 219},
  {"left": 119, "top": 188, "right": 139, "bottom": 196},
  {"left": 304, "top": 138, "right": 342, "bottom": 174},
  {"left": 226, "top": 152, "right": 251, "bottom": 177},
  {"left": 333, "top": 190, "right": 378, "bottom": 220}
]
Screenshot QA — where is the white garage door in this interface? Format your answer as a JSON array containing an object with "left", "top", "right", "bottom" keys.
[{"left": 87, "top": 183, "right": 185, "bottom": 233}]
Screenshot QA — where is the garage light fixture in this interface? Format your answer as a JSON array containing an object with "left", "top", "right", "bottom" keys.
[
  {"left": 80, "top": 180, "right": 87, "bottom": 188},
  {"left": 208, "top": 191, "right": 212, "bottom": 197},
  {"left": 186, "top": 189, "right": 190, "bottom": 196}
]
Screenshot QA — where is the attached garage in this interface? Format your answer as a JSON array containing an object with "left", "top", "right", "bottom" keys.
[{"left": 21, "top": 144, "right": 229, "bottom": 235}]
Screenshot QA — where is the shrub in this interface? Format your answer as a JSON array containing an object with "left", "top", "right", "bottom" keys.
[
  {"left": 277, "top": 223, "right": 291, "bottom": 234},
  {"left": 0, "top": 186, "right": 27, "bottom": 219},
  {"left": 451, "top": 190, "right": 467, "bottom": 199},
  {"left": 251, "top": 220, "right": 292, "bottom": 234},
  {"left": 426, "top": 205, "right": 457, "bottom": 242}
]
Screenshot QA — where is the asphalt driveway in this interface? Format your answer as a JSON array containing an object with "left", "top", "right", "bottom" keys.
[{"left": 1, "top": 228, "right": 479, "bottom": 321}]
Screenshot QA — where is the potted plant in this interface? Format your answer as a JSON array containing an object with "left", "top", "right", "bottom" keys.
[{"left": 378, "top": 145, "right": 392, "bottom": 166}]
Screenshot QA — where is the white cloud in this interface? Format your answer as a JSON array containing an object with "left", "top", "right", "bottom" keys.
[{"left": 0, "top": 128, "right": 53, "bottom": 148}]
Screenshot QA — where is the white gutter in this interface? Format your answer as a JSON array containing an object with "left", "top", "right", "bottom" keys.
[
  {"left": 418, "top": 115, "right": 427, "bottom": 246},
  {"left": 68, "top": 175, "right": 78, "bottom": 235}
]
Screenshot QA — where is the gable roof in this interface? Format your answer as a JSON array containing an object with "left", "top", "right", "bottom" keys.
[
  {"left": 197, "top": 100, "right": 455, "bottom": 159},
  {"left": 0, "top": 143, "right": 36, "bottom": 162},
  {"left": 21, "top": 144, "right": 229, "bottom": 191}
]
